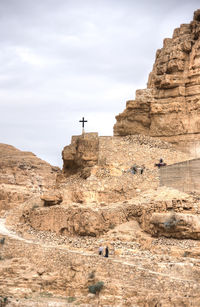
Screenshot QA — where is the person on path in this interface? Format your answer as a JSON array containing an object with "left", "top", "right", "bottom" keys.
[
  {"left": 131, "top": 165, "right": 137, "bottom": 174},
  {"left": 104, "top": 246, "right": 109, "bottom": 258},
  {"left": 98, "top": 246, "right": 103, "bottom": 256},
  {"left": 155, "top": 158, "right": 166, "bottom": 168}
]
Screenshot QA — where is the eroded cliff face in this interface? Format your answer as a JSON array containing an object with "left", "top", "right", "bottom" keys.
[
  {"left": 62, "top": 133, "right": 99, "bottom": 178},
  {"left": 114, "top": 9, "right": 200, "bottom": 153},
  {"left": 20, "top": 188, "right": 200, "bottom": 240},
  {"left": 1, "top": 136, "right": 200, "bottom": 306},
  {"left": 0, "top": 144, "right": 60, "bottom": 213}
]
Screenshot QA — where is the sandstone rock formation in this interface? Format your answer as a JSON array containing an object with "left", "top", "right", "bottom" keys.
[
  {"left": 2, "top": 10, "right": 200, "bottom": 306},
  {"left": 2, "top": 186, "right": 200, "bottom": 306},
  {"left": 62, "top": 133, "right": 99, "bottom": 178},
  {"left": 2, "top": 228, "right": 200, "bottom": 307},
  {"left": 19, "top": 186, "right": 200, "bottom": 240},
  {"left": 0, "top": 144, "right": 60, "bottom": 214},
  {"left": 1, "top": 134, "right": 200, "bottom": 306},
  {"left": 114, "top": 9, "right": 200, "bottom": 154},
  {"left": 41, "top": 192, "right": 63, "bottom": 207},
  {"left": 150, "top": 212, "right": 200, "bottom": 239},
  {"left": 59, "top": 134, "right": 190, "bottom": 205}
]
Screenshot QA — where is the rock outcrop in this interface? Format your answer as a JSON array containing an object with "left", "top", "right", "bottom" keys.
[
  {"left": 59, "top": 135, "right": 190, "bottom": 205},
  {"left": 62, "top": 133, "right": 99, "bottom": 178},
  {"left": 0, "top": 144, "right": 60, "bottom": 213},
  {"left": 19, "top": 187, "right": 200, "bottom": 240},
  {"left": 40, "top": 192, "right": 63, "bottom": 207},
  {"left": 2, "top": 10, "right": 200, "bottom": 304},
  {"left": 150, "top": 212, "right": 200, "bottom": 239},
  {"left": 1, "top": 133, "right": 200, "bottom": 306},
  {"left": 114, "top": 9, "right": 200, "bottom": 154}
]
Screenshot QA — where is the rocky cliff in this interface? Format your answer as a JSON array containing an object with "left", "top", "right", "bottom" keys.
[
  {"left": 0, "top": 136, "right": 199, "bottom": 306},
  {"left": 2, "top": 9, "right": 200, "bottom": 306},
  {"left": 114, "top": 9, "right": 200, "bottom": 154},
  {"left": 62, "top": 133, "right": 99, "bottom": 178},
  {"left": 0, "top": 144, "right": 60, "bottom": 213}
]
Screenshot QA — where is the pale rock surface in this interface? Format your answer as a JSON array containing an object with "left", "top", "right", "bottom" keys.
[
  {"left": 114, "top": 10, "right": 200, "bottom": 154},
  {"left": 18, "top": 186, "right": 200, "bottom": 240},
  {"left": 1, "top": 134, "right": 199, "bottom": 306},
  {"left": 41, "top": 192, "right": 63, "bottom": 207},
  {"left": 2, "top": 10, "right": 200, "bottom": 307},
  {"left": 58, "top": 134, "right": 190, "bottom": 205},
  {"left": 62, "top": 133, "right": 99, "bottom": 178},
  {"left": 150, "top": 212, "right": 200, "bottom": 239},
  {"left": 0, "top": 144, "right": 60, "bottom": 214}
]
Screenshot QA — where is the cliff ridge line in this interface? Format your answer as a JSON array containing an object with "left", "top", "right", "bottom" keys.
[{"left": 114, "top": 9, "right": 200, "bottom": 154}]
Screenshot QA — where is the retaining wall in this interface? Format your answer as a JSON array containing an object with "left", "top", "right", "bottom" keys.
[{"left": 160, "top": 158, "right": 200, "bottom": 193}]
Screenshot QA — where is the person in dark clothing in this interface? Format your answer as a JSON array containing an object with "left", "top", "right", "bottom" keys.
[
  {"left": 155, "top": 158, "right": 166, "bottom": 168},
  {"left": 0, "top": 238, "right": 5, "bottom": 245},
  {"left": 104, "top": 246, "right": 109, "bottom": 258},
  {"left": 131, "top": 165, "right": 137, "bottom": 174},
  {"left": 140, "top": 165, "right": 145, "bottom": 174}
]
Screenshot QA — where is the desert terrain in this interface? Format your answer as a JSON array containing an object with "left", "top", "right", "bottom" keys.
[{"left": 1, "top": 8, "right": 200, "bottom": 307}]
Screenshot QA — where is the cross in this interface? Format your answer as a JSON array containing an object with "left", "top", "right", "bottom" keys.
[{"left": 79, "top": 117, "right": 88, "bottom": 134}]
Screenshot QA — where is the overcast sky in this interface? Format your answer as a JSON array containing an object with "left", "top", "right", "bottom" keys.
[{"left": 0, "top": 0, "right": 199, "bottom": 167}]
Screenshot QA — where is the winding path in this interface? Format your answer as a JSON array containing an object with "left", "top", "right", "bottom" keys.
[
  {"left": 0, "top": 218, "right": 24, "bottom": 240},
  {"left": 0, "top": 218, "right": 198, "bottom": 284}
]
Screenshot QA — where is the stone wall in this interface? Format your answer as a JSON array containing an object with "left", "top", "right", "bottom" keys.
[{"left": 160, "top": 158, "right": 200, "bottom": 193}]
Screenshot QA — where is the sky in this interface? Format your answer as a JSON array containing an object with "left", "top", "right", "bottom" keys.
[{"left": 0, "top": 0, "right": 200, "bottom": 167}]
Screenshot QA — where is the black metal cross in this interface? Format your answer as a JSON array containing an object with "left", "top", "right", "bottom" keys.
[{"left": 79, "top": 117, "right": 88, "bottom": 128}]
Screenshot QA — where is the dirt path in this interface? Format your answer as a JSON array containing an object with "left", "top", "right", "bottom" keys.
[
  {"left": 0, "top": 218, "right": 27, "bottom": 241},
  {"left": 1, "top": 218, "right": 199, "bottom": 284}
]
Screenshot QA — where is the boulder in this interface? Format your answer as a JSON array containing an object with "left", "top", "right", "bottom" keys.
[
  {"left": 41, "top": 193, "right": 63, "bottom": 206},
  {"left": 150, "top": 212, "right": 200, "bottom": 239}
]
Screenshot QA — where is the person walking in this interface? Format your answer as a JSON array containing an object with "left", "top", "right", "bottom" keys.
[
  {"left": 98, "top": 246, "right": 103, "bottom": 256},
  {"left": 104, "top": 246, "right": 109, "bottom": 258}
]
